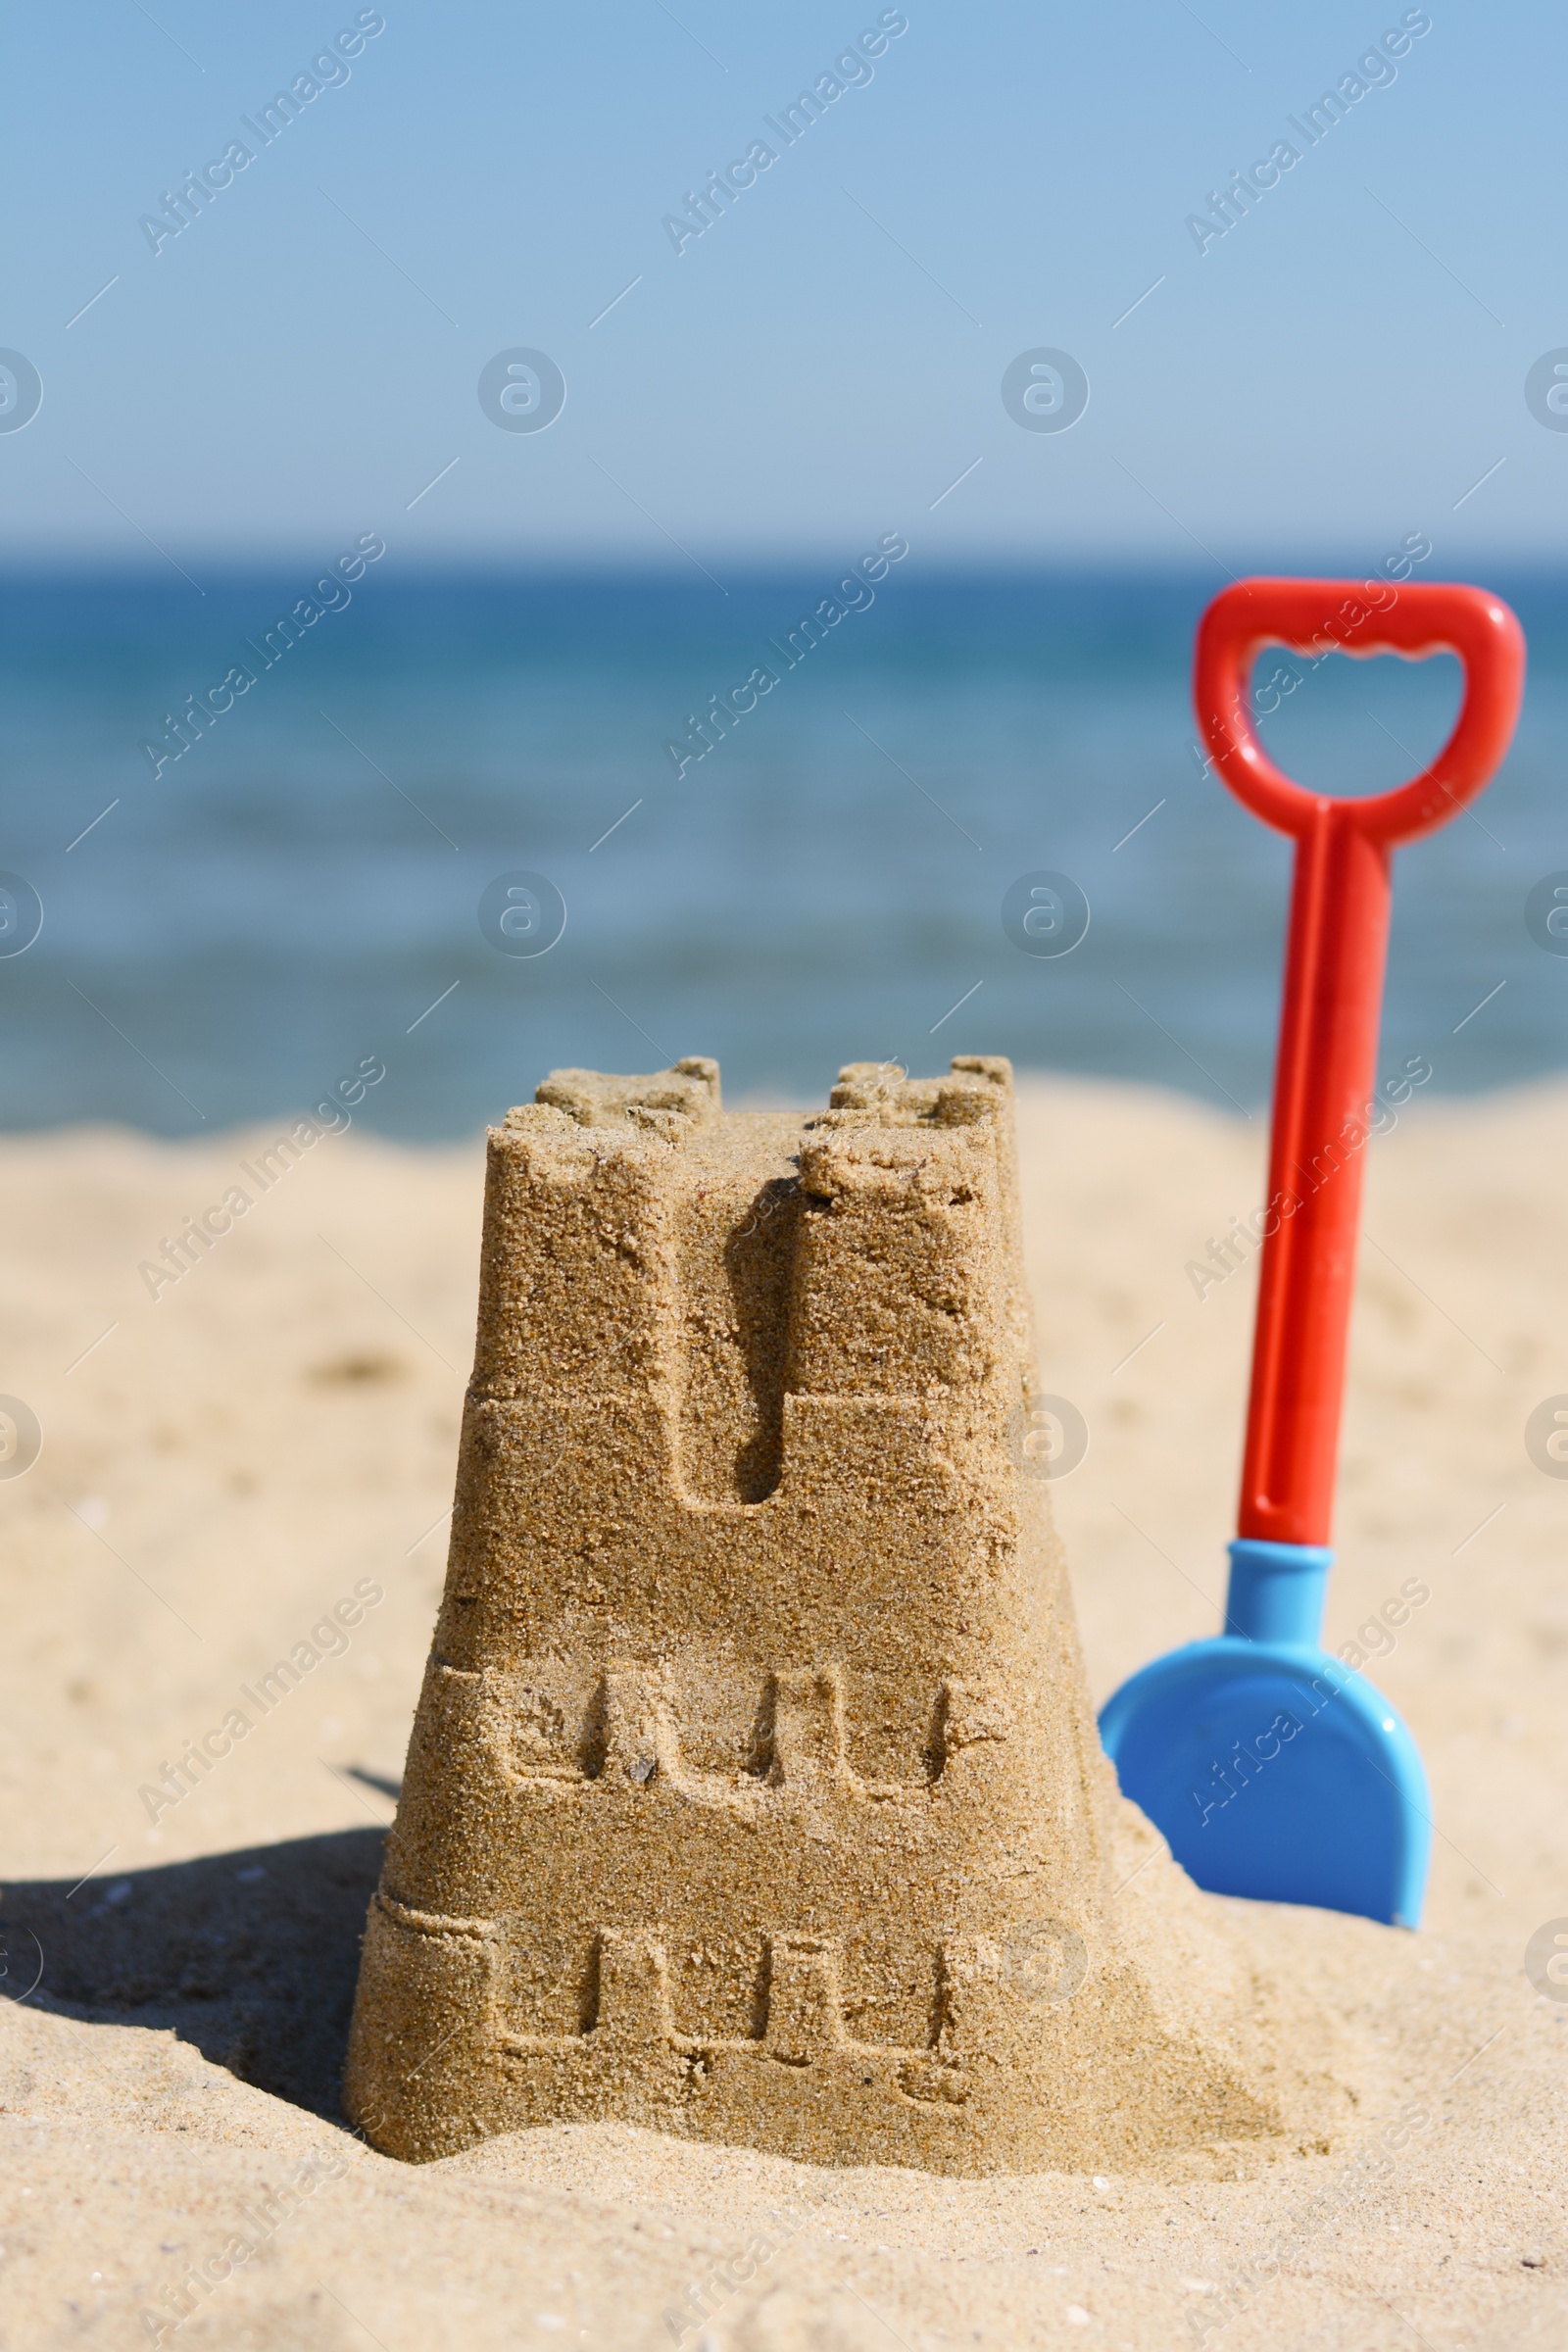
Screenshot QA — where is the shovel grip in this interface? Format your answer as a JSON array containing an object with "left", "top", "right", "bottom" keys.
[
  {"left": 1195, "top": 577, "right": 1526, "bottom": 848},
  {"left": 1194, "top": 579, "right": 1525, "bottom": 1547}
]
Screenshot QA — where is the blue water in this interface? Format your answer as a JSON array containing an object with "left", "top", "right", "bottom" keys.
[{"left": 3, "top": 566, "right": 1566, "bottom": 1138}]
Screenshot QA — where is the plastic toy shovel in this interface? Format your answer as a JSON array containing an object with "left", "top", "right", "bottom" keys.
[{"left": 1100, "top": 578, "right": 1525, "bottom": 1927}]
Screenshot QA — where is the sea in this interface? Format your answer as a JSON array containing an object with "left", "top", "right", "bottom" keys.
[{"left": 3, "top": 565, "right": 1565, "bottom": 1140}]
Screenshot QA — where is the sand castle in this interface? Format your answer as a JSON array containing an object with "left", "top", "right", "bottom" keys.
[{"left": 346, "top": 1055, "right": 1337, "bottom": 2173}]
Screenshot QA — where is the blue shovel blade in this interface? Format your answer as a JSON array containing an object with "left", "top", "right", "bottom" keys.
[{"left": 1099, "top": 1637, "right": 1431, "bottom": 1928}]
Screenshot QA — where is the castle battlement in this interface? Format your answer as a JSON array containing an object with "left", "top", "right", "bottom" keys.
[
  {"left": 363, "top": 1897, "right": 1063, "bottom": 2118},
  {"left": 346, "top": 1056, "right": 1338, "bottom": 2173},
  {"left": 399, "top": 1656, "right": 1013, "bottom": 1810}
]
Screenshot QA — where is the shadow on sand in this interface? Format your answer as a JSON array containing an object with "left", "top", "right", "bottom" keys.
[{"left": 1, "top": 1824, "right": 387, "bottom": 2122}]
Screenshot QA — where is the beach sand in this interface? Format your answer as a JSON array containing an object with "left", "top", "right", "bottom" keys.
[{"left": 1, "top": 1074, "right": 1563, "bottom": 2349}]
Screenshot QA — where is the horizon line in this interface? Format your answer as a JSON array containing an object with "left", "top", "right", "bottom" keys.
[{"left": 0, "top": 551, "right": 1563, "bottom": 581}]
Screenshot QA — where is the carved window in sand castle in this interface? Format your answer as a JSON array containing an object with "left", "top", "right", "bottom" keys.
[{"left": 673, "top": 1171, "right": 803, "bottom": 1506}]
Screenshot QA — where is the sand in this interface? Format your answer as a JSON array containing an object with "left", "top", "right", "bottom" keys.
[{"left": 1, "top": 1072, "right": 1564, "bottom": 2348}]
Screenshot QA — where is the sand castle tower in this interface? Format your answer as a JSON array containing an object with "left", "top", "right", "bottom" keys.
[{"left": 347, "top": 1056, "right": 1332, "bottom": 2173}]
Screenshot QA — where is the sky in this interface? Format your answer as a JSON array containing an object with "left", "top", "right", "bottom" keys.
[{"left": 3, "top": 0, "right": 1563, "bottom": 570}]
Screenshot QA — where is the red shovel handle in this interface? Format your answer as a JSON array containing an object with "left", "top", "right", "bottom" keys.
[
  {"left": 1197, "top": 578, "right": 1525, "bottom": 846},
  {"left": 1193, "top": 579, "right": 1525, "bottom": 1547}
]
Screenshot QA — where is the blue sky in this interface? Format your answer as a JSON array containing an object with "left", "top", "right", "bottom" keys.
[{"left": 4, "top": 0, "right": 1561, "bottom": 566}]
